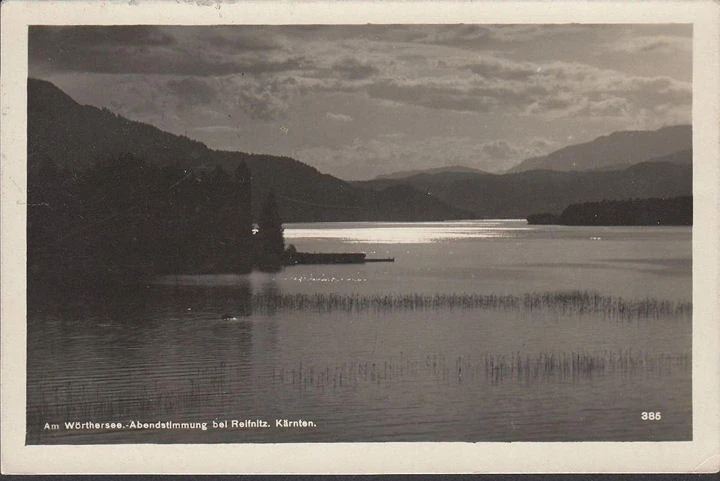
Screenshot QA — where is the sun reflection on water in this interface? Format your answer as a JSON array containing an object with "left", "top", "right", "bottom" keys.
[{"left": 285, "top": 220, "right": 530, "bottom": 244}]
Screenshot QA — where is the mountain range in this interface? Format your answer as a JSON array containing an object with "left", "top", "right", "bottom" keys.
[
  {"left": 28, "top": 78, "right": 471, "bottom": 222},
  {"left": 373, "top": 165, "right": 489, "bottom": 180},
  {"left": 355, "top": 152, "right": 692, "bottom": 218},
  {"left": 507, "top": 124, "right": 691, "bottom": 173},
  {"left": 370, "top": 124, "right": 691, "bottom": 180},
  {"left": 29, "top": 78, "right": 692, "bottom": 221}
]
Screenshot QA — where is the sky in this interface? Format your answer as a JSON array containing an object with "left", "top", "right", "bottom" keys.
[{"left": 29, "top": 24, "right": 692, "bottom": 180}]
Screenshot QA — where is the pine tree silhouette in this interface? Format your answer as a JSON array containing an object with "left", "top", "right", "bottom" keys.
[{"left": 256, "top": 191, "right": 285, "bottom": 271}]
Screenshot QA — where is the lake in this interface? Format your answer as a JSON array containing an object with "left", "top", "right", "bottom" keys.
[{"left": 26, "top": 220, "right": 692, "bottom": 443}]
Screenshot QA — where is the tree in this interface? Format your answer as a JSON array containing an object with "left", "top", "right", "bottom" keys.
[
  {"left": 256, "top": 191, "right": 284, "bottom": 271},
  {"left": 283, "top": 243, "right": 297, "bottom": 265},
  {"left": 232, "top": 161, "right": 254, "bottom": 273}
]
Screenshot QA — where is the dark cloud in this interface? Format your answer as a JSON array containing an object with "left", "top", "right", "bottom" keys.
[
  {"left": 33, "top": 47, "right": 306, "bottom": 76},
  {"left": 196, "top": 28, "right": 281, "bottom": 52},
  {"left": 444, "top": 24, "right": 667, "bottom": 49},
  {"left": 465, "top": 59, "right": 537, "bottom": 81},
  {"left": 166, "top": 78, "right": 216, "bottom": 107},
  {"left": 278, "top": 24, "right": 434, "bottom": 44},
  {"left": 30, "top": 25, "right": 176, "bottom": 49},
  {"left": 92, "top": 73, "right": 300, "bottom": 123},
  {"left": 331, "top": 57, "right": 380, "bottom": 80},
  {"left": 416, "top": 24, "right": 599, "bottom": 50},
  {"left": 364, "top": 76, "right": 556, "bottom": 114},
  {"left": 29, "top": 25, "right": 308, "bottom": 76},
  {"left": 418, "top": 24, "right": 493, "bottom": 47},
  {"left": 367, "top": 81, "right": 499, "bottom": 113},
  {"left": 359, "top": 55, "right": 689, "bottom": 121},
  {"left": 30, "top": 25, "right": 691, "bottom": 177}
]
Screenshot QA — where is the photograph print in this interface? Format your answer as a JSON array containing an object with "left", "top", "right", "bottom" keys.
[{"left": 26, "top": 23, "right": 693, "bottom": 444}]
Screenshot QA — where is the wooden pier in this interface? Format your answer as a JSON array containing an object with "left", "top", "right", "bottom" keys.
[{"left": 288, "top": 252, "right": 395, "bottom": 265}]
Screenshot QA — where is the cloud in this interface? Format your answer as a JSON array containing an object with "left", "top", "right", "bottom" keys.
[
  {"left": 331, "top": 57, "right": 380, "bottom": 80},
  {"left": 35, "top": 49, "right": 306, "bottom": 77},
  {"left": 365, "top": 80, "right": 500, "bottom": 113},
  {"left": 325, "top": 112, "right": 354, "bottom": 122},
  {"left": 416, "top": 24, "right": 494, "bottom": 47},
  {"left": 417, "top": 24, "right": 606, "bottom": 49},
  {"left": 32, "top": 25, "right": 692, "bottom": 179},
  {"left": 30, "top": 25, "right": 176, "bottom": 49},
  {"left": 192, "top": 125, "right": 241, "bottom": 134},
  {"left": 296, "top": 135, "right": 555, "bottom": 179},
  {"left": 225, "top": 76, "right": 299, "bottom": 121},
  {"left": 166, "top": 78, "right": 216, "bottom": 107},
  {"left": 29, "top": 26, "right": 309, "bottom": 77},
  {"left": 480, "top": 140, "right": 519, "bottom": 160},
  {"left": 608, "top": 34, "right": 692, "bottom": 55},
  {"left": 357, "top": 55, "right": 690, "bottom": 127},
  {"left": 61, "top": 73, "right": 299, "bottom": 124},
  {"left": 465, "top": 58, "right": 538, "bottom": 81},
  {"left": 194, "top": 28, "right": 281, "bottom": 52},
  {"left": 30, "top": 26, "right": 691, "bottom": 127}
]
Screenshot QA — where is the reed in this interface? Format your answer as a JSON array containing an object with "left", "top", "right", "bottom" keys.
[
  {"left": 27, "top": 363, "right": 237, "bottom": 423},
  {"left": 27, "top": 347, "right": 690, "bottom": 430},
  {"left": 247, "top": 290, "right": 690, "bottom": 321},
  {"left": 26, "top": 289, "right": 692, "bottom": 434},
  {"left": 268, "top": 349, "right": 691, "bottom": 390}
]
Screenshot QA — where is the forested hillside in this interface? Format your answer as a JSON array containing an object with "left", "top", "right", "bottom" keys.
[{"left": 28, "top": 78, "right": 471, "bottom": 223}]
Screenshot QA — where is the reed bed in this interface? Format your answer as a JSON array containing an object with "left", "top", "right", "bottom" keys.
[
  {"left": 269, "top": 349, "right": 691, "bottom": 389},
  {"left": 27, "top": 348, "right": 690, "bottom": 428},
  {"left": 247, "top": 290, "right": 691, "bottom": 321},
  {"left": 27, "top": 363, "right": 235, "bottom": 424}
]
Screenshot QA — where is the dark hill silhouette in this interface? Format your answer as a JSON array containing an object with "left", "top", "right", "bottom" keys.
[
  {"left": 507, "top": 125, "right": 691, "bottom": 173},
  {"left": 586, "top": 148, "right": 692, "bottom": 172},
  {"left": 528, "top": 196, "right": 692, "bottom": 226},
  {"left": 365, "top": 184, "right": 472, "bottom": 220},
  {"left": 28, "top": 78, "right": 471, "bottom": 222},
  {"left": 355, "top": 152, "right": 692, "bottom": 218},
  {"left": 28, "top": 79, "right": 210, "bottom": 172},
  {"left": 372, "top": 165, "right": 489, "bottom": 180}
]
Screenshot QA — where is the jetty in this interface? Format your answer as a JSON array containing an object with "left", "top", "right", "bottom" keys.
[{"left": 288, "top": 252, "right": 394, "bottom": 265}]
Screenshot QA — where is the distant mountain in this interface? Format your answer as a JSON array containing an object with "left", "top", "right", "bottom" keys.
[
  {"left": 585, "top": 148, "right": 693, "bottom": 172},
  {"left": 28, "top": 78, "right": 471, "bottom": 222},
  {"left": 373, "top": 165, "right": 488, "bottom": 180},
  {"left": 508, "top": 125, "right": 691, "bottom": 173},
  {"left": 356, "top": 169, "right": 494, "bottom": 192},
  {"left": 355, "top": 152, "right": 692, "bottom": 218},
  {"left": 637, "top": 148, "right": 692, "bottom": 165}
]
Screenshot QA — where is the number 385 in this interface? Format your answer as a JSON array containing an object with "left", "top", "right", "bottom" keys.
[{"left": 641, "top": 411, "right": 662, "bottom": 420}]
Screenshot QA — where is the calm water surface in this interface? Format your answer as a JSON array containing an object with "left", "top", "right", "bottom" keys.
[{"left": 27, "top": 220, "right": 691, "bottom": 443}]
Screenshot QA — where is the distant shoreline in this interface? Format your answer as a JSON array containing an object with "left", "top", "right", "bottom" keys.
[{"left": 527, "top": 196, "right": 692, "bottom": 226}]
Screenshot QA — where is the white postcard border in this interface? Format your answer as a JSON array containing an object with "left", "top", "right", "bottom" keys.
[{"left": 1, "top": 0, "right": 718, "bottom": 474}]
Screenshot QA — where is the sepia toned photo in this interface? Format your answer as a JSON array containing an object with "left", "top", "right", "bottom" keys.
[{"left": 2, "top": 0, "right": 718, "bottom": 474}]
